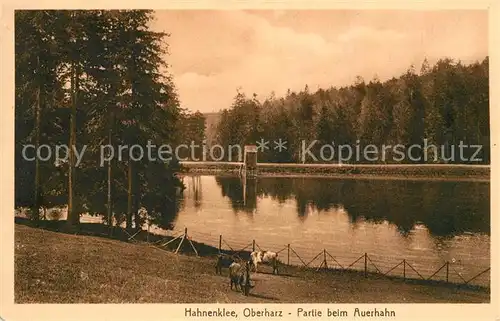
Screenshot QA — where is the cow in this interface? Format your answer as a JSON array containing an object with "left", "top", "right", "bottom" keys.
[
  {"left": 228, "top": 260, "right": 253, "bottom": 295},
  {"left": 250, "top": 250, "right": 279, "bottom": 275},
  {"left": 215, "top": 253, "right": 235, "bottom": 275}
]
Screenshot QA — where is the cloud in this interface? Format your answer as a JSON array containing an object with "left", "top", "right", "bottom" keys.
[
  {"left": 337, "top": 26, "right": 406, "bottom": 43},
  {"left": 153, "top": 10, "right": 487, "bottom": 113}
]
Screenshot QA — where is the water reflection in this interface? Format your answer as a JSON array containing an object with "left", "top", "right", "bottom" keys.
[
  {"left": 146, "top": 193, "right": 183, "bottom": 231},
  {"left": 215, "top": 176, "right": 256, "bottom": 213},
  {"left": 176, "top": 175, "right": 489, "bottom": 282},
  {"left": 212, "top": 176, "right": 489, "bottom": 237},
  {"left": 191, "top": 176, "right": 203, "bottom": 209},
  {"left": 243, "top": 176, "right": 258, "bottom": 212}
]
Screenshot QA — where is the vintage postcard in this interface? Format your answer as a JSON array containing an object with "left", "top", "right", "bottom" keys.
[{"left": 0, "top": 1, "right": 498, "bottom": 321}]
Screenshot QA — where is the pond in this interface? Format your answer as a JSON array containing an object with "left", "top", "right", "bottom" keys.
[
  {"left": 170, "top": 175, "right": 490, "bottom": 286},
  {"left": 35, "top": 174, "right": 489, "bottom": 286}
]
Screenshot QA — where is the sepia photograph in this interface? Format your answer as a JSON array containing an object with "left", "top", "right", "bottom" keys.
[{"left": 5, "top": 5, "right": 495, "bottom": 314}]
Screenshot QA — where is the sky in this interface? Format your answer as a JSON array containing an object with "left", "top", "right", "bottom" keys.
[{"left": 150, "top": 10, "right": 488, "bottom": 113}]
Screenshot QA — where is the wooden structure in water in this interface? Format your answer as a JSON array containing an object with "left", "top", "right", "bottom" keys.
[
  {"left": 242, "top": 174, "right": 257, "bottom": 209},
  {"left": 240, "top": 145, "right": 258, "bottom": 210},
  {"left": 243, "top": 145, "right": 258, "bottom": 178}
]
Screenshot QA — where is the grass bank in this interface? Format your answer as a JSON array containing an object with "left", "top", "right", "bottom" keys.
[
  {"left": 181, "top": 162, "right": 490, "bottom": 181},
  {"left": 15, "top": 221, "right": 489, "bottom": 303}
]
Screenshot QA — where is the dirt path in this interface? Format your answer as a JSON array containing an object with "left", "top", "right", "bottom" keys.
[{"left": 212, "top": 268, "right": 488, "bottom": 303}]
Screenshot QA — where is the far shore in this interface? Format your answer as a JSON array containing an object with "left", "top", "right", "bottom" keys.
[{"left": 180, "top": 162, "right": 490, "bottom": 182}]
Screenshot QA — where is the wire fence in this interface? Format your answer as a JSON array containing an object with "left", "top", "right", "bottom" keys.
[
  {"left": 155, "top": 226, "right": 490, "bottom": 289},
  {"left": 15, "top": 212, "right": 490, "bottom": 290}
]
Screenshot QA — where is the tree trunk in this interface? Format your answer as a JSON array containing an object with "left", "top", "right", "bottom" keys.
[
  {"left": 67, "top": 62, "right": 79, "bottom": 227},
  {"left": 32, "top": 61, "right": 41, "bottom": 225},
  {"left": 126, "top": 160, "right": 133, "bottom": 229},
  {"left": 133, "top": 179, "right": 140, "bottom": 230},
  {"left": 107, "top": 115, "right": 113, "bottom": 235},
  {"left": 127, "top": 69, "right": 137, "bottom": 230}
]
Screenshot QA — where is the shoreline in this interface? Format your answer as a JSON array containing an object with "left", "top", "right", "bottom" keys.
[
  {"left": 183, "top": 169, "right": 490, "bottom": 182},
  {"left": 180, "top": 163, "right": 490, "bottom": 182}
]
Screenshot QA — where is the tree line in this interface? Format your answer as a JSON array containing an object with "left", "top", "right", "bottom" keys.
[
  {"left": 15, "top": 10, "right": 200, "bottom": 229},
  {"left": 215, "top": 58, "right": 489, "bottom": 164},
  {"left": 14, "top": 10, "right": 490, "bottom": 230}
]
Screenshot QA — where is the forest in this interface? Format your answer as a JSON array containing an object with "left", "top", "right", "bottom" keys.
[
  {"left": 214, "top": 58, "right": 489, "bottom": 164},
  {"left": 15, "top": 10, "right": 490, "bottom": 229},
  {"left": 14, "top": 10, "right": 204, "bottom": 228}
]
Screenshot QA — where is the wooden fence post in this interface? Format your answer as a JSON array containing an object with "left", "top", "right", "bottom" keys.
[
  {"left": 403, "top": 259, "right": 406, "bottom": 281},
  {"left": 244, "top": 261, "right": 250, "bottom": 296},
  {"left": 287, "top": 244, "right": 290, "bottom": 265},
  {"left": 446, "top": 261, "right": 449, "bottom": 283},
  {"left": 175, "top": 227, "right": 187, "bottom": 254},
  {"left": 252, "top": 240, "right": 255, "bottom": 252},
  {"left": 219, "top": 235, "right": 222, "bottom": 253},
  {"left": 364, "top": 253, "right": 368, "bottom": 277}
]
